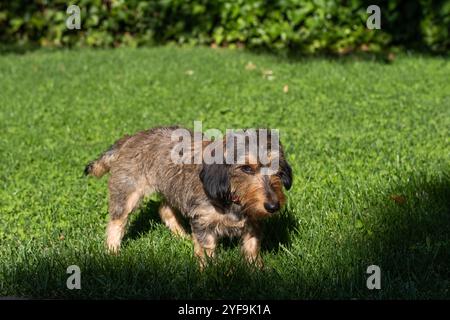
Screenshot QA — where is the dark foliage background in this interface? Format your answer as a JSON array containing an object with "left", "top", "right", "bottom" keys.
[{"left": 1, "top": 0, "right": 449, "bottom": 54}]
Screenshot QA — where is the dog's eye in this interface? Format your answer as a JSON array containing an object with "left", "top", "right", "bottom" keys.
[{"left": 240, "top": 165, "right": 255, "bottom": 174}]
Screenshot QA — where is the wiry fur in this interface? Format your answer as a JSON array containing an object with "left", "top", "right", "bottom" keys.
[{"left": 85, "top": 126, "right": 292, "bottom": 268}]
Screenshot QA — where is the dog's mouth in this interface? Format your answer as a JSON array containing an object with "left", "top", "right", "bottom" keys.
[
  {"left": 231, "top": 192, "right": 281, "bottom": 217},
  {"left": 256, "top": 209, "right": 278, "bottom": 218},
  {"left": 231, "top": 193, "right": 241, "bottom": 204},
  {"left": 241, "top": 204, "right": 279, "bottom": 218}
]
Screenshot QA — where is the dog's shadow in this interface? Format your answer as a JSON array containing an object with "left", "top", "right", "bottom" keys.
[
  {"left": 221, "top": 208, "right": 298, "bottom": 252},
  {"left": 261, "top": 208, "right": 299, "bottom": 251},
  {"left": 125, "top": 199, "right": 298, "bottom": 252},
  {"left": 124, "top": 200, "right": 163, "bottom": 241}
]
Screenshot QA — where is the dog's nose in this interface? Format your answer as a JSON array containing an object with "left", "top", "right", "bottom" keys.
[{"left": 264, "top": 202, "right": 280, "bottom": 213}]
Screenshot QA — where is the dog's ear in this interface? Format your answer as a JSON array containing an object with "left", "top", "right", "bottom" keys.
[
  {"left": 199, "top": 163, "right": 231, "bottom": 204},
  {"left": 279, "top": 158, "right": 293, "bottom": 190}
]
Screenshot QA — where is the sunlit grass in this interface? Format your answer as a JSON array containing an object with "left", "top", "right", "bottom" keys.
[{"left": 0, "top": 47, "right": 449, "bottom": 299}]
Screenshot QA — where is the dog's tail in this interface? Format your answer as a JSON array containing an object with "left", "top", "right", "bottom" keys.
[{"left": 84, "top": 135, "right": 131, "bottom": 178}]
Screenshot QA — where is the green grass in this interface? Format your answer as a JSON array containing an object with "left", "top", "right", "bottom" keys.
[{"left": 0, "top": 47, "right": 449, "bottom": 299}]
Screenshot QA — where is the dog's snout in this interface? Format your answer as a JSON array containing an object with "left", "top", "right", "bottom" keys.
[{"left": 264, "top": 201, "right": 280, "bottom": 213}]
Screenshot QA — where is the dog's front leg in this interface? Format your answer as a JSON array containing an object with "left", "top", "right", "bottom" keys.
[
  {"left": 190, "top": 206, "right": 220, "bottom": 270},
  {"left": 241, "top": 223, "right": 263, "bottom": 268},
  {"left": 192, "top": 230, "right": 217, "bottom": 270}
]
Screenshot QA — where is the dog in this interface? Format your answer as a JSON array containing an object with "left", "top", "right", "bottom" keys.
[{"left": 85, "top": 126, "right": 292, "bottom": 268}]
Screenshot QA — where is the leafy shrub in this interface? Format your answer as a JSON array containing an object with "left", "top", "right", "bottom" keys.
[{"left": 0, "top": 0, "right": 448, "bottom": 53}]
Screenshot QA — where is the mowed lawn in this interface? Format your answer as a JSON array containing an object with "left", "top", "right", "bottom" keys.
[{"left": 0, "top": 47, "right": 449, "bottom": 299}]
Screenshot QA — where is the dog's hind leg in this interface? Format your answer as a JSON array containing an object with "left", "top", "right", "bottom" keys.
[
  {"left": 106, "top": 178, "right": 143, "bottom": 253},
  {"left": 159, "top": 202, "right": 187, "bottom": 238}
]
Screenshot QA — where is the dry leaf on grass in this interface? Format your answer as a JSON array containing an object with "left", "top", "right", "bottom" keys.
[
  {"left": 245, "top": 62, "right": 256, "bottom": 70},
  {"left": 387, "top": 52, "right": 396, "bottom": 62},
  {"left": 390, "top": 194, "right": 406, "bottom": 205},
  {"left": 360, "top": 44, "right": 370, "bottom": 52},
  {"left": 262, "top": 69, "right": 275, "bottom": 80},
  {"left": 283, "top": 85, "right": 289, "bottom": 93}
]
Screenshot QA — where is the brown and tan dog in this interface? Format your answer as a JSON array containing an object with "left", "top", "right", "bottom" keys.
[{"left": 85, "top": 126, "right": 292, "bottom": 268}]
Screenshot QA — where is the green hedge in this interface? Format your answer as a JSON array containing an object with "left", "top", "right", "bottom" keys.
[{"left": 1, "top": 0, "right": 449, "bottom": 53}]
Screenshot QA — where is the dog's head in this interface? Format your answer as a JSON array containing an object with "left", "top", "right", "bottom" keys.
[{"left": 199, "top": 129, "right": 292, "bottom": 218}]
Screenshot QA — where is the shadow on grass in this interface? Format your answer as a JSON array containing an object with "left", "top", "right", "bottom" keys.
[
  {"left": 124, "top": 200, "right": 162, "bottom": 241},
  {"left": 2, "top": 173, "right": 449, "bottom": 299},
  {"left": 0, "top": 44, "right": 42, "bottom": 55},
  {"left": 261, "top": 208, "right": 299, "bottom": 252},
  {"left": 351, "top": 173, "right": 450, "bottom": 298},
  {"left": 124, "top": 198, "right": 299, "bottom": 254},
  {"left": 2, "top": 42, "right": 447, "bottom": 64}
]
